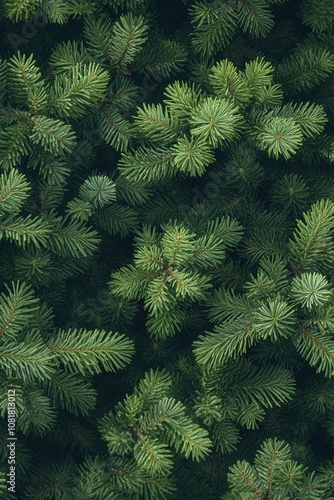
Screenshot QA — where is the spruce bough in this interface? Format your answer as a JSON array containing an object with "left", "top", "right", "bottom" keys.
[{"left": 1, "top": 0, "right": 334, "bottom": 497}]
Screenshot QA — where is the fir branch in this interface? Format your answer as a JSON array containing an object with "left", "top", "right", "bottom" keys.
[
  {"left": 41, "top": 370, "right": 97, "bottom": 416},
  {"left": 47, "top": 328, "right": 135, "bottom": 375},
  {"left": 0, "top": 340, "right": 55, "bottom": 381},
  {"left": 0, "top": 282, "right": 39, "bottom": 339},
  {"left": 288, "top": 198, "right": 334, "bottom": 274}
]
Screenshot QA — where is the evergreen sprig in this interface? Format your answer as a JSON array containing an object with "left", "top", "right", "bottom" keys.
[{"left": 2, "top": 0, "right": 334, "bottom": 497}]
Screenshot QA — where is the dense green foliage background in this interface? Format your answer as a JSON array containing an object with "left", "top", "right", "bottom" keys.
[{"left": 1, "top": 0, "right": 334, "bottom": 498}]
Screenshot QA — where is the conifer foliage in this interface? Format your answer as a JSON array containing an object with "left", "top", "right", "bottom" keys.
[{"left": 1, "top": 0, "right": 334, "bottom": 498}]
